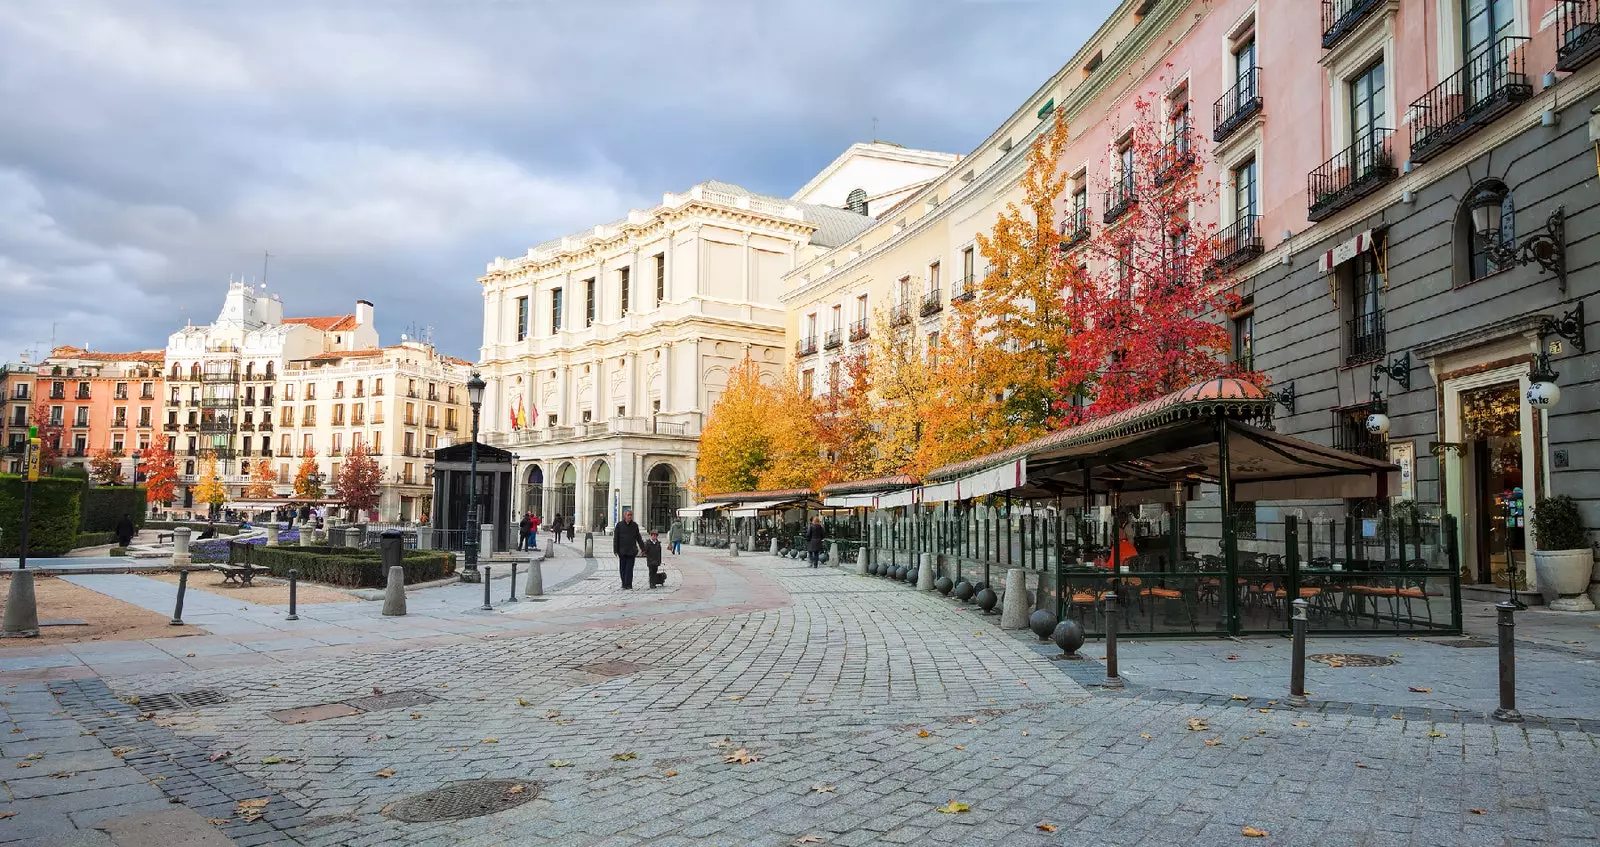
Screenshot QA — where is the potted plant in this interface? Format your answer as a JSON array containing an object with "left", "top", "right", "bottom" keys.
[{"left": 1532, "top": 494, "right": 1596, "bottom": 611}]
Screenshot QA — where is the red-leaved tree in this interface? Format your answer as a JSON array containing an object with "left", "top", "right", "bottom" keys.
[
  {"left": 28, "top": 400, "right": 62, "bottom": 471},
  {"left": 334, "top": 442, "right": 383, "bottom": 518},
  {"left": 140, "top": 442, "right": 178, "bottom": 505}
]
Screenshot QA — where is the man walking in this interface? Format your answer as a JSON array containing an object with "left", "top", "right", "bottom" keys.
[
  {"left": 668, "top": 520, "right": 683, "bottom": 555},
  {"left": 613, "top": 509, "right": 645, "bottom": 589},
  {"left": 517, "top": 512, "right": 533, "bottom": 551},
  {"left": 806, "top": 516, "right": 825, "bottom": 568}
]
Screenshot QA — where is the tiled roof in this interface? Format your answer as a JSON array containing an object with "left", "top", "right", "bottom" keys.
[
  {"left": 819, "top": 475, "right": 919, "bottom": 496},
  {"left": 702, "top": 487, "right": 816, "bottom": 503},
  {"left": 284, "top": 314, "right": 359, "bottom": 331},
  {"left": 47, "top": 346, "right": 165, "bottom": 363},
  {"left": 298, "top": 348, "right": 383, "bottom": 362}
]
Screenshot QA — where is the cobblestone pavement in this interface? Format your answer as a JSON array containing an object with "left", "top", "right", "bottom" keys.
[{"left": 2, "top": 549, "right": 1598, "bottom": 846}]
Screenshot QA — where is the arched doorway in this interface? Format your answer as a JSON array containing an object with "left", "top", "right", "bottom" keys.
[
  {"left": 645, "top": 463, "right": 682, "bottom": 533},
  {"left": 523, "top": 464, "right": 544, "bottom": 517},
  {"left": 589, "top": 461, "right": 610, "bottom": 531},
  {"left": 552, "top": 462, "right": 577, "bottom": 527}
]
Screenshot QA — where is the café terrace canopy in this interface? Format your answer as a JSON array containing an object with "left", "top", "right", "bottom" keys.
[
  {"left": 702, "top": 488, "right": 821, "bottom": 518},
  {"left": 921, "top": 377, "right": 1401, "bottom": 504},
  {"left": 819, "top": 475, "right": 919, "bottom": 508}
]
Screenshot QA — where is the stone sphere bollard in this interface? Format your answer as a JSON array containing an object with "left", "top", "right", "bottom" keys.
[
  {"left": 954, "top": 580, "right": 975, "bottom": 601},
  {"left": 1029, "top": 609, "right": 1058, "bottom": 641},
  {"left": 975, "top": 586, "right": 999, "bottom": 614},
  {"left": 1052, "top": 619, "right": 1085, "bottom": 657},
  {"left": 905, "top": 566, "right": 918, "bottom": 585},
  {"left": 935, "top": 576, "right": 953, "bottom": 596}
]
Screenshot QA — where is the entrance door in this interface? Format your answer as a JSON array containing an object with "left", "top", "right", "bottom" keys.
[{"left": 1460, "top": 382, "right": 1525, "bottom": 586}]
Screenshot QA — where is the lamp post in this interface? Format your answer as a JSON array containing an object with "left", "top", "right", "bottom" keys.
[{"left": 464, "top": 372, "right": 486, "bottom": 577}]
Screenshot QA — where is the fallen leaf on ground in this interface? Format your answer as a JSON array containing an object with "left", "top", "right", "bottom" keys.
[
  {"left": 1230, "top": 694, "right": 1249, "bottom": 701},
  {"left": 1140, "top": 734, "right": 1152, "bottom": 739},
  {"left": 24, "top": 754, "right": 42, "bottom": 761},
  {"left": 1469, "top": 809, "right": 1487, "bottom": 815},
  {"left": 664, "top": 770, "right": 678, "bottom": 777},
  {"left": 916, "top": 730, "right": 932, "bottom": 738},
  {"left": 954, "top": 745, "right": 966, "bottom": 751},
  {"left": 208, "top": 751, "right": 232, "bottom": 762},
  {"left": 481, "top": 738, "right": 498, "bottom": 744},
  {"left": 972, "top": 631, "right": 984, "bottom": 636},
  {"left": 1037, "top": 823, "right": 1059, "bottom": 832},
  {"left": 260, "top": 757, "right": 282, "bottom": 765},
  {"left": 543, "top": 710, "right": 561, "bottom": 719},
  {"left": 409, "top": 714, "right": 422, "bottom": 720},
  {"left": 723, "top": 748, "right": 759, "bottom": 765},
  {"left": 1204, "top": 739, "right": 1223, "bottom": 747},
  {"left": 547, "top": 760, "right": 572, "bottom": 768},
  {"left": 366, "top": 734, "right": 388, "bottom": 743},
  {"left": 185, "top": 653, "right": 196, "bottom": 658},
  {"left": 1257, "top": 708, "right": 1272, "bottom": 713},
  {"left": 611, "top": 752, "right": 637, "bottom": 761},
  {"left": 1408, "top": 686, "right": 1432, "bottom": 693},
  {"left": 1391, "top": 715, "right": 1404, "bottom": 720},
  {"left": 726, "top": 695, "right": 745, "bottom": 702},
  {"left": 1355, "top": 762, "right": 1369, "bottom": 769},
  {"left": 375, "top": 769, "right": 396, "bottom": 778},
  {"left": 506, "top": 785, "right": 524, "bottom": 795},
  {"left": 205, "top": 818, "right": 230, "bottom": 825},
  {"left": 1225, "top": 654, "right": 1241, "bottom": 661},
  {"left": 234, "top": 798, "right": 269, "bottom": 822},
  {"left": 48, "top": 771, "right": 74, "bottom": 779},
  {"left": 810, "top": 783, "right": 837, "bottom": 794},
  {"left": 372, "top": 687, "right": 384, "bottom": 696},
  {"left": 1242, "top": 826, "right": 1269, "bottom": 837},
  {"left": 13, "top": 763, "right": 29, "bottom": 769},
  {"left": 517, "top": 698, "right": 530, "bottom": 707},
  {"left": 1186, "top": 719, "right": 1209, "bottom": 731},
  {"left": 1292, "top": 722, "right": 1310, "bottom": 727},
  {"left": 794, "top": 837, "right": 825, "bottom": 845},
  {"left": 111, "top": 747, "right": 135, "bottom": 758},
  {"left": 0, "top": 812, "right": 13, "bottom": 820},
  {"left": 936, "top": 799, "right": 971, "bottom": 814},
  {"left": 1428, "top": 731, "right": 1448, "bottom": 738}
]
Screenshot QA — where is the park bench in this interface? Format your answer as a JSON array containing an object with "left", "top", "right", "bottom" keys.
[
  {"left": 209, "top": 563, "right": 269, "bottom": 586},
  {"left": 157, "top": 532, "right": 174, "bottom": 544}
]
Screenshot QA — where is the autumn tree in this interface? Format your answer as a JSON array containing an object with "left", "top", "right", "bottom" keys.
[
  {"left": 912, "top": 307, "right": 1034, "bottom": 475},
  {"left": 244, "top": 458, "right": 275, "bottom": 500},
  {"left": 194, "top": 456, "right": 227, "bottom": 513},
  {"left": 857, "top": 309, "right": 934, "bottom": 476},
  {"left": 696, "top": 356, "right": 822, "bottom": 496},
  {"left": 334, "top": 443, "right": 383, "bottom": 518},
  {"left": 1055, "top": 86, "right": 1262, "bottom": 421},
  {"left": 293, "top": 449, "right": 324, "bottom": 500},
  {"left": 27, "top": 400, "right": 62, "bottom": 472},
  {"left": 88, "top": 448, "right": 124, "bottom": 485},
  {"left": 812, "top": 350, "right": 880, "bottom": 486},
  {"left": 140, "top": 443, "right": 177, "bottom": 505}
]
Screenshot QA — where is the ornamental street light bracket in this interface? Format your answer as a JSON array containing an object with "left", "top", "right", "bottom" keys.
[
  {"left": 1538, "top": 300, "right": 1586, "bottom": 355},
  {"left": 1473, "top": 192, "right": 1566, "bottom": 292},
  {"left": 1527, "top": 300, "right": 1585, "bottom": 409},
  {"left": 1371, "top": 351, "right": 1411, "bottom": 392},
  {"left": 1272, "top": 382, "right": 1296, "bottom": 416}
]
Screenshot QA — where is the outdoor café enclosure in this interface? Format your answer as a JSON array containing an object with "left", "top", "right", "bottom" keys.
[{"left": 859, "top": 378, "right": 1464, "bottom": 638}]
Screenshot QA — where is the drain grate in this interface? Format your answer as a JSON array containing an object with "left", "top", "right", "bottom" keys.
[
  {"left": 130, "top": 690, "right": 228, "bottom": 711},
  {"left": 345, "top": 690, "right": 440, "bottom": 712},
  {"left": 576, "top": 660, "right": 650, "bottom": 678},
  {"left": 383, "top": 779, "right": 538, "bottom": 822},
  {"left": 1309, "top": 653, "right": 1397, "bottom": 668},
  {"left": 1425, "top": 638, "right": 1495, "bottom": 648}
]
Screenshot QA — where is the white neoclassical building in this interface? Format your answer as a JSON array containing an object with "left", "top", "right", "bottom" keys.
[{"left": 476, "top": 146, "right": 954, "bottom": 534}]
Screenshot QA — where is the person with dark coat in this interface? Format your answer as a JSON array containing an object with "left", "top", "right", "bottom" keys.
[
  {"left": 518, "top": 513, "right": 533, "bottom": 551},
  {"left": 612, "top": 509, "right": 645, "bottom": 589},
  {"left": 114, "top": 514, "right": 136, "bottom": 548},
  {"left": 550, "top": 514, "right": 564, "bottom": 543},
  {"left": 643, "top": 530, "right": 665, "bottom": 587},
  {"left": 805, "top": 516, "right": 825, "bottom": 568}
]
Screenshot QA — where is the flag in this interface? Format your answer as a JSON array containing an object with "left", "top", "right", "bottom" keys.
[
  {"left": 509, "top": 404, "right": 519, "bottom": 430},
  {"left": 517, "top": 401, "right": 528, "bottom": 429}
]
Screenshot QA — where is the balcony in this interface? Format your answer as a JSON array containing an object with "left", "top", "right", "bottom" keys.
[
  {"left": 137, "top": 419, "right": 153, "bottom": 430},
  {"left": 1104, "top": 175, "right": 1136, "bottom": 224},
  {"left": 1345, "top": 312, "right": 1386, "bottom": 367},
  {"left": 140, "top": 391, "right": 155, "bottom": 400},
  {"left": 72, "top": 419, "right": 89, "bottom": 429},
  {"left": 199, "top": 421, "right": 237, "bottom": 434},
  {"left": 110, "top": 420, "right": 128, "bottom": 430},
  {"left": 1213, "top": 67, "right": 1262, "bottom": 142},
  {"left": 889, "top": 304, "right": 912, "bottom": 327},
  {"left": 113, "top": 391, "right": 128, "bottom": 401},
  {"left": 1409, "top": 37, "right": 1531, "bottom": 164},
  {"left": 1059, "top": 208, "right": 1090, "bottom": 250},
  {"left": 163, "top": 422, "right": 180, "bottom": 432},
  {"left": 425, "top": 420, "right": 439, "bottom": 430},
  {"left": 1213, "top": 215, "right": 1264, "bottom": 272},
  {"left": 201, "top": 397, "right": 239, "bottom": 410},
  {"left": 1322, "top": 0, "right": 1384, "bottom": 50},
  {"left": 49, "top": 390, "right": 65, "bottom": 400},
  {"left": 823, "top": 329, "right": 842, "bottom": 350},
  {"left": 262, "top": 449, "right": 274, "bottom": 458},
  {"left": 796, "top": 336, "right": 818, "bottom": 357},
  {"left": 332, "top": 391, "right": 344, "bottom": 399},
  {"left": 920, "top": 288, "right": 943, "bottom": 317},
  {"left": 202, "top": 371, "right": 239, "bottom": 383},
  {"left": 1307, "top": 129, "right": 1397, "bottom": 221},
  {"left": 75, "top": 390, "right": 90, "bottom": 400},
  {"left": 1153, "top": 135, "right": 1195, "bottom": 186},
  {"left": 11, "top": 388, "right": 29, "bottom": 401},
  {"left": 183, "top": 422, "right": 199, "bottom": 432},
  {"left": 259, "top": 422, "right": 273, "bottom": 431},
  {"left": 1333, "top": 400, "right": 1388, "bottom": 460},
  {"left": 848, "top": 318, "right": 869, "bottom": 343},
  {"left": 1559, "top": 1, "right": 1600, "bottom": 71},
  {"left": 240, "top": 422, "right": 255, "bottom": 432},
  {"left": 952, "top": 274, "right": 976, "bottom": 304}
]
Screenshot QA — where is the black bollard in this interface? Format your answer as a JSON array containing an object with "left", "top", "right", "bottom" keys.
[
  {"left": 170, "top": 569, "right": 189, "bottom": 626},
  {"left": 509, "top": 561, "right": 518, "bottom": 602},
  {"left": 287, "top": 569, "right": 300, "bottom": 621},
  {"left": 1288, "top": 598, "right": 1308, "bottom": 707},
  {"left": 1102, "top": 592, "right": 1123, "bottom": 688},
  {"left": 481, "top": 566, "right": 493, "bottom": 611},
  {"left": 1492, "top": 601, "right": 1523, "bottom": 723}
]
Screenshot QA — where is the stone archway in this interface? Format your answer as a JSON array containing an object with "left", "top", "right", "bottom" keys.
[
  {"left": 522, "top": 464, "right": 544, "bottom": 517},
  {"left": 589, "top": 460, "right": 611, "bottom": 531},
  {"left": 645, "top": 463, "right": 683, "bottom": 534},
  {"left": 552, "top": 462, "right": 577, "bottom": 527}
]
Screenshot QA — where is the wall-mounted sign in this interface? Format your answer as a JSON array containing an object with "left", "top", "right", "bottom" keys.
[{"left": 1389, "top": 441, "right": 1415, "bottom": 501}]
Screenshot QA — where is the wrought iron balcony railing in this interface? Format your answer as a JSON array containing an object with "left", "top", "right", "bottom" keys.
[
  {"left": 1154, "top": 134, "right": 1195, "bottom": 186},
  {"left": 889, "top": 304, "right": 912, "bottom": 327},
  {"left": 952, "top": 274, "right": 976, "bottom": 304},
  {"left": 920, "top": 288, "right": 943, "bottom": 317},
  {"left": 1409, "top": 36, "right": 1531, "bottom": 164},
  {"left": 1558, "top": 0, "right": 1600, "bottom": 71},
  {"left": 1307, "top": 128, "right": 1397, "bottom": 221},
  {"left": 848, "top": 318, "right": 870, "bottom": 342},
  {"left": 1214, "top": 215, "right": 1264, "bottom": 272},
  {"left": 1345, "top": 311, "right": 1386, "bottom": 366},
  {"left": 1059, "top": 207, "right": 1090, "bottom": 250},
  {"left": 823, "top": 329, "right": 842, "bottom": 350},
  {"left": 1104, "top": 174, "right": 1137, "bottom": 224},
  {"left": 1322, "top": 0, "right": 1384, "bottom": 49},
  {"left": 796, "top": 336, "right": 818, "bottom": 357},
  {"left": 1214, "top": 67, "right": 1262, "bottom": 142}
]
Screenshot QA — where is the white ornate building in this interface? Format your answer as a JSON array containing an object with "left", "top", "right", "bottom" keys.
[{"left": 476, "top": 146, "right": 953, "bottom": 533}]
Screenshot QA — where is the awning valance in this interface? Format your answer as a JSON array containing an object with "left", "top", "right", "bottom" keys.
[
  {"left": 1317, "top": 229, "right": 1375, "bottom": 273},
  {"left": 675, "top": 502, "right": 717, "bottom": 518},
  {"left": 822, "top": 493, "right": 879, "bottom": 508}
]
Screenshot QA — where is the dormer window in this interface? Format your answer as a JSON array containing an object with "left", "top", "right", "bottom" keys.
[{"left": 845, "top": 189, "right": 869, "bottom": 216}]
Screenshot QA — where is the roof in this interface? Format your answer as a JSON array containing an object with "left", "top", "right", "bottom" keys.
[
  {"left": 702, "top": 488, "right": 816, "bottom": 503},
  {"left": 297, "top": 348, "right": 383, "bottom": 362},
  {"left": 789, "top": 142, "right": 961, "bottom": 206},
  {"left": 46, "top": 346, "right": 165, "bottom": 364},
  {"left": 819, "top": 475, "right": 919, "bottom": 496},
  {"left": 284, "top": 314, "right": 360, "bottom": 331}
]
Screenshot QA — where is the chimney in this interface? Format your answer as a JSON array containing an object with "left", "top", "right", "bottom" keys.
[{"left": 356, "top": 299, "right": 374, "bottom": 328}]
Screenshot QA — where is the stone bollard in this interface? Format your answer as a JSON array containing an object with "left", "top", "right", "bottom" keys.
[
  {"left": 918, "top": 553, "right": 936, "bottom": 591},
  {"left": 582, "top": 532, "right": 594, "bottom": 558},
  {"left": 266, "top": 524, "right": 280, "bottom": 546},
  {"left": 480, "top": 523, "right": 496, "bottom": 558},
  {"left": 381, "top": 565, "right": 407, "bottom": 616},
  {"left": 299, "top": 525, "right": 314, "bottom": 547},
  {"left": 856, "top": 548, "right": 870, "bottom": 576},
  {"left": 1000, "top": 568, "right": 1030, "bottom": 630},
  {"left": 1034, "top": 571, "right": 1050, "bottom": 612},
  {"left": 545, "top": 536, "right": 554, "bottom": 558},
  {"left": 1, "top": 571, "right": 40, "bottom": 638},
  {"left": 415, "top": 526, "right": 434, "bottom": 551},
  {"left": 171, "top": 527, "right": 193, "bottom": 566},
  {"left": 828, "top": 542, "right": 842, "bottom": 569},
  {"left": 730, "top": 538, "right": 740, "bottom": 557},
  {"left": 524, "top": 557, "right": 544, "bottom": 597},
  {"left": 769, "top": 538, "right": 779, "bottom": 555}
]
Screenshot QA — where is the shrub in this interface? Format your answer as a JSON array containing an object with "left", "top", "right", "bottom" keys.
[
  {"left": 80, "top": 486, "right": 148, "bottom": 533},
  {"left": 1533, "top": 494, "right": 1590, "bottom": 551},
  {"left": 75, "top": 531, "right": 117, "bottom": 549},
  {"left": 226, "top": 543, "right": 456, "bottom": 587},
  {"left": 0, "top": 475, "right": 83, "bottom": 557}
]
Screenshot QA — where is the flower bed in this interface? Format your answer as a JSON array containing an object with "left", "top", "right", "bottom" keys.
[{"left": 225, "top": 543, "right": 455, "bottom": 587}]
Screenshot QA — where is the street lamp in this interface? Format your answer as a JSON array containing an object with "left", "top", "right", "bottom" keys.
[
  {"left": 131, "top": 450, "right": 142, "bottom": 486},
  {"left": 1471, "top": 186, "right": 1567, "bottom": 291},
  {"left": 464, "top": 372, "right": 486, "bottom": 576}
]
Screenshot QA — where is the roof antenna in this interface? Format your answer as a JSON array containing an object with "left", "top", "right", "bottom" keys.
[
  {"left": 871, "top": 116, "right": 878, "bottom": 142},
  {"left": 262, "top": 250, "right": 272, "bottom": 287}
]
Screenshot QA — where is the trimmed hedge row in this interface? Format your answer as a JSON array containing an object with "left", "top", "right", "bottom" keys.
[
  {"left": 229, "top": 543, "right": 456, "bottom": 588},
  {"left": 75, "top": 531, "right": 117, "bottom": 549},
  {"left": 0, "top": 475, "right": 83, "bottom": 557},
  {"left": 147, "top": 520, "right": 241, "bottom": 536},
  {"left": 81, "top": 486, "right": 147, "bottom": 533}
]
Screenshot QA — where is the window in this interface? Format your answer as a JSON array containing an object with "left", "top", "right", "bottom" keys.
[
  {"left": 548, "top": 413, "right": 558, "bottom": 426},
  {"left": 279, "top": 463, "right": 290, "bottom": 483},
  {"left": 805, "top": 313, "right": 818, "bottom": 339},
  {"left": 1234, "top": 36, "right": 1257, "bottom": 106},
  {"left": 828, "top": 361, "right": 841, "bottom": 393},
  {"left": 302, "top": 433, "right": 314, "bottom": 454},
  {"left": 305, "top": 383, "right": 316, "bottom": 400},
  {"left": 928, "top": 261, "right": 940, "bottom": 293},
  {"left": 585, "top": 277, "right": 596, "bottom": 326},
  {"left": 374, "top": 378, "right": 383, "bottom": 396},
  {"left": 844, "top": 188, "right": 869, "bottom": 215},
  {"left": 1233, "top": 310, "right": 1255, "bottom": 371},
  {"left": 284, "top": 383, "right": 295, "bottom": 401},
  {"left": 303, "top": 406, "right": 316, "bottom": 426},
  {"left": 581, "top": 410, "right": 591, "bottom": 423},
  {"left": 551, "top": 287, "right": 564, "bottom": 332},
  {"left": 927, "top": 331, "right": 940, "bottom": 352},
  {"left": 856, "top": 294, "right": 869, "bottom": 322},
  {"left": 831, "top": 304, "right": 842, "bottom": 331},
  {"left": 654, "top": 254, "right": 666, "bottom": 304},
  {"left": 404, "top": 431, "right": 416, "bottom": 455},
  {"left": 516, "top": 296, "right": 529, "bottom": 341},
  {"left": 331, "top": 433, "right": 343, "bottom": 456},
  {"left": 619, "top": 267, "right": 631, "bottom": 317},
  {"left": 897, "top": 276, "right": 911, "bottom": 304},
  {"left": 138, "top": 407, "right": 151, "bottom": 427},
  {"left": 75, "top": 406, "right": 89, "bottom": 427},
  {"left": 1167, "top": 86, "right": 1191, "bottom": 154},
  {"left": 281, "top": 406, "right": 293, "bottom": 426},
  {"left": 114, "top": 382, "right": 127, "bottom": 399},
  {"left": 1463, "top": 0, "right": 1514, "bottom": 59},
  {"left": 801, "top": 369, "right": 814, "bottom": 396},
  {"left": 372, "top": 431, "right": 383, "bottom": 454},
  {"left": 1232, "top": 158, "right": 1258, "bottom": 222},
  {"left": 1333, "top": 400, "right": 1388, "bottom": 459},
  {"left": 1350, "top": 60, "right": 1387, "bottom": 147},
  {"left": 1346, "top": 251, "right": 1386, "bottom": 364},
  {"left": 961, "top": 247, "right": 975, "bottom": 283}
]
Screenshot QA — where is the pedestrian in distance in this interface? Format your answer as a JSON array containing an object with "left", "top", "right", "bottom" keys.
[
  {"left": 518, "top": 512, "right": 533, "bottom": 551},
  {"left": 529, "top": 513, "right": 541, "bottom": 549},
  {"left": 549, "top": 514, "right": 563, "bottom": 543},
  {"left": 613, "top": 508, "right": 645, "bottom": 590},
  {"left": 567, "top": 518, "right": 576, "bottom": 543},
  {"left": 114, "top": 513, "right": 135, "bottom": 548},
  {"left": 806, "top": 516, "right": 825, "bottom": 568},
  {"left": 643, "top": 529, "right": 666, "bottom": 587},
  {"left": 668, "top": 520, "right": 682, "bottom": 555}
]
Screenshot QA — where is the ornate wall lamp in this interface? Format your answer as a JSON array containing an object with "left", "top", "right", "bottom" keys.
[
  {"left": 1364, "top": 352, "right": 1410, "bottom": 437},
  {"left": 1471, "top": 189, "right": 1566, "bottom": 291}
]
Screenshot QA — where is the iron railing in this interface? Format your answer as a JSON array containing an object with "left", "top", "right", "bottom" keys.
[
  {"left": 1558, "top": 0, "right": 1600, "bottom": 71},
  {"left": 920, "top": 288, "right": 943, "bottom": 317},
  {"left": 1104, "top": 174, "right": 1137, "bottom": 224},
  {"left": 1345, "top": 311, "right": 1386, "bottom": 366},
  {"left": 1214, "top": 215, "right": 1263, "bottom": 271},
  {"left": 823, "top": 329, "right": 842, "bottom": 350},
  {"left": 952, "top": 274, "right": 976, "bottom": 304},
  {"left": 1333, "top": 400, "right": 1388, "bottom": 459},
  {"left": 1322, "top": 0, "right": 1385, "bottom": 49},
  {"left": 1154, "top": 133, "right": 1194, "bottom": 186},
  {"left": 1307, "top": 128, "right": 1397, "bottom": 221},
  {"left": 796, "top": 336, "right": 818, "bottom": 357},
  {"left": 889, "top": 304, "right": 912, "bottom": 327},
  {"left": 848, "top": 318, "right": 870, "bottom": 342},
  {"left": 1213, "top": 67, "right": 1262, "bottom": 141},
  {"left": 1409, "top": 36, "right": 1531, "bottom": 164},
  {"left": 1060, "top": 207, "right": 1090, "bottom": 249}
]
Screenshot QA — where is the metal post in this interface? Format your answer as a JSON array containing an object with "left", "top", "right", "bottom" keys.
[
  {"left": 509, "top": 561, "right": 518, "bottom": 602},
  {"left": 465, "top": 402, "right": 482, "bottom": 573},
  {"left": 1492, "top": 601, "right": 1523, "bottom": 722},
  {"left": 286, "top": 569, "right": 299, "bottom": 621},
  {"left": 17, "top": 474, "right": 31, "bottom": 571},
  {"left": 481, "top": 565, "right": 493, "bottom": 611},
  {"left": 170, "top": 569, "right": 189, "bottom": 625},
  {"left": 1288, "top": 598, "right": 1308, "bottom": 707},
  {"left": 1102, "top": 592, "right": 1123, "bottom": 688}
]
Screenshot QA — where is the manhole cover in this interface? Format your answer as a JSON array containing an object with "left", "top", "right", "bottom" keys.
[
  {"left": 345, "top": 690, "right": 440, "bottom": 712},
  {"left": 1425, "top": 638, "right": 1495, "bottom": 648},
  {"left": 130, "top": 690, "right": 228, "bottom": 711},
  {"left": 1308, "top": 653, "right": 1397, "bottom": 668},
  {"left": 383, "top": 779, "right": 539, "bottom": 822},
  {"left": 576, "top": 660, "right": 650, "bottom": 678}
]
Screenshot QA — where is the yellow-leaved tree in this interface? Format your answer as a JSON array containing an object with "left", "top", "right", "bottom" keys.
[
  {"left": 912, "top": 306, "right": 1029, "bottom": 476},
  {"left": 859, "top": 309, "right": 933, "bottom": 477},
  {"left": 194, "top": 456, "right": 227, "bottom": 511},
  {"left": 696, "top": 356, "right": 822, "bottom": 496},
  {"left": 293, "top": 449, "right": 324, "bottom": 500},
  {"left": 243, "top": 459, "right": 275, "bottom": 499}
]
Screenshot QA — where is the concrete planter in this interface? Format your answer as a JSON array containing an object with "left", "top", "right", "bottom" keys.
[{"left": 1533, "top": 549, "right": 1597, "bottom": 611}]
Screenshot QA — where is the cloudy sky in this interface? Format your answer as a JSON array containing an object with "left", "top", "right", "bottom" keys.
[{"left": 0, "top": 0, "right": 1117, "bottom": 362}]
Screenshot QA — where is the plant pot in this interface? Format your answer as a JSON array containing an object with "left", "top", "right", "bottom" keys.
[{"left": 1532, "top": 548, "right": 1597, "bottom": 611}]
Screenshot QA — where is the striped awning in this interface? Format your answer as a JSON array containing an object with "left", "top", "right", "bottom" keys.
[{"left": 1317, "top": 229, "right": 1375, "bottom": 273}]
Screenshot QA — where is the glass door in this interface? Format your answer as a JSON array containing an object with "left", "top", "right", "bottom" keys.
[{"left": 1461, "top": 383, "right": 1523, "bottom": 586}]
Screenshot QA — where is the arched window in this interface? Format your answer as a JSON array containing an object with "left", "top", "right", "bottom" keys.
[
  {"left": 1458, "top": 180, "right": 1514, "bottom": 283},
  {"left": 845, "top": 188, "right": 869, "bottom": 216}
]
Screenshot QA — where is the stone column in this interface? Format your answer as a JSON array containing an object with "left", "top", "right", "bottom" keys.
[
  {"left": 661, "top": 341, "right": 674, "bottom": 414},
  {"left": 172, "top": 527, "right": 192, "bottom": 566},
  {"left": 415, "top": 525, "right": 434, "bottom": 550},
  {"left": 627, "top": 351, "right": 640, "bottom": 418},
  {"left": 479, "top": 523, "right": 496, "bottom": 557},
  {"left": 266, "top": 524, "right": 280, "bottom": 546},
  {"left": 557, "top": 364, "right": 570, "bottom": 426}
]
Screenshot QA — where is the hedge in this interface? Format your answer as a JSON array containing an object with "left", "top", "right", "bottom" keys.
[
  {"left": 227, "top": 543, "right": 456, "bottom": 587},
  {"left": 75, "top": 531, "right": 117, "bottom": 549},
  {"left": 0, "top": 475, "right": 83, "bottom": 557},
  {"left": 81, "top": 486, "right": 147, "bottom": 533}
]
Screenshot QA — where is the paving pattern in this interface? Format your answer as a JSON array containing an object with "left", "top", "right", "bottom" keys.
[{"left": 2, "top": 547, "right": 1598, "bottom": 846}]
